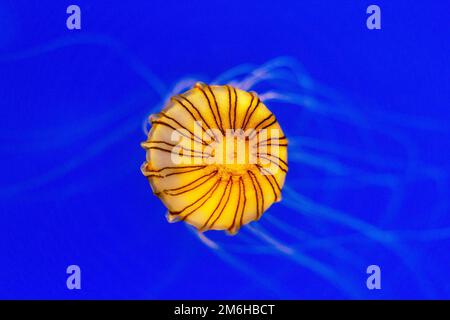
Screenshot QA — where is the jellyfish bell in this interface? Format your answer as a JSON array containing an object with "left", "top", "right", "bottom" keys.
[{"left": 141, "top": 82, "right": 288, "bottom": 234}]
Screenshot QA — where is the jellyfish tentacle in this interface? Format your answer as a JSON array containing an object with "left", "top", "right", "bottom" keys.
[
  {"left": 0, "top": 34, "right": 168, "bottom": 98},
  {"left": 282, "top": 186, "right": 437, "bottom": 298},
  {"left": 263, "top": 214, "right": 370, "bottom": 269},
  {"left": 288, "top": 135, "right": 405, "bottom": 171},
  {"left": 245, "top": 224, "right": 361, "bottom": 298},
  {"left": 190, "top": 226, "right": 289, "bottom": 297},
  {"left": 212, "top": 63, "right": 256, "bottom": 84}
]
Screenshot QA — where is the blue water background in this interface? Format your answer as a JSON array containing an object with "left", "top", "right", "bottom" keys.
[{"left": 0, "top": 1, "right": 449, "bottom": 299}]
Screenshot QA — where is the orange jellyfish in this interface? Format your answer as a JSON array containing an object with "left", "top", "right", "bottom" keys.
[{"left": 141, "top": 82, "right": 288, "bottom": 234}]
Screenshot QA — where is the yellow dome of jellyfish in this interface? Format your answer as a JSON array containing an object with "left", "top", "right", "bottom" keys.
[{"left": 141, "top": 82, "right": 288, "bottom": 234}]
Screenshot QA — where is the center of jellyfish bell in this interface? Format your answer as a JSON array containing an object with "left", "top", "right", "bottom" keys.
[{"left": 211, "top": 129, "right": 254, "bottom": 176}]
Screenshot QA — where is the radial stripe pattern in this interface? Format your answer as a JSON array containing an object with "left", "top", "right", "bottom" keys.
[{"left": 141, "top": 83, "right": 288, "bottom": 234}]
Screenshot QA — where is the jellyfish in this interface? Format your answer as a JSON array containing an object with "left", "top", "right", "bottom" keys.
[
  {"left": 2, "top": 34, "right": 448, "bottom": 298},
  {"left": 141, "top": 82, "right": 288, "bottom": 234},
  {"left": 139, "top": 57, "right": 450, "bottom": 298}
]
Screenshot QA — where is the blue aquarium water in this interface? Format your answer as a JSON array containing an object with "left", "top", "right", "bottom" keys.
[{"left": 0, "top": 0, "right": 449, "bottom": 299}]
